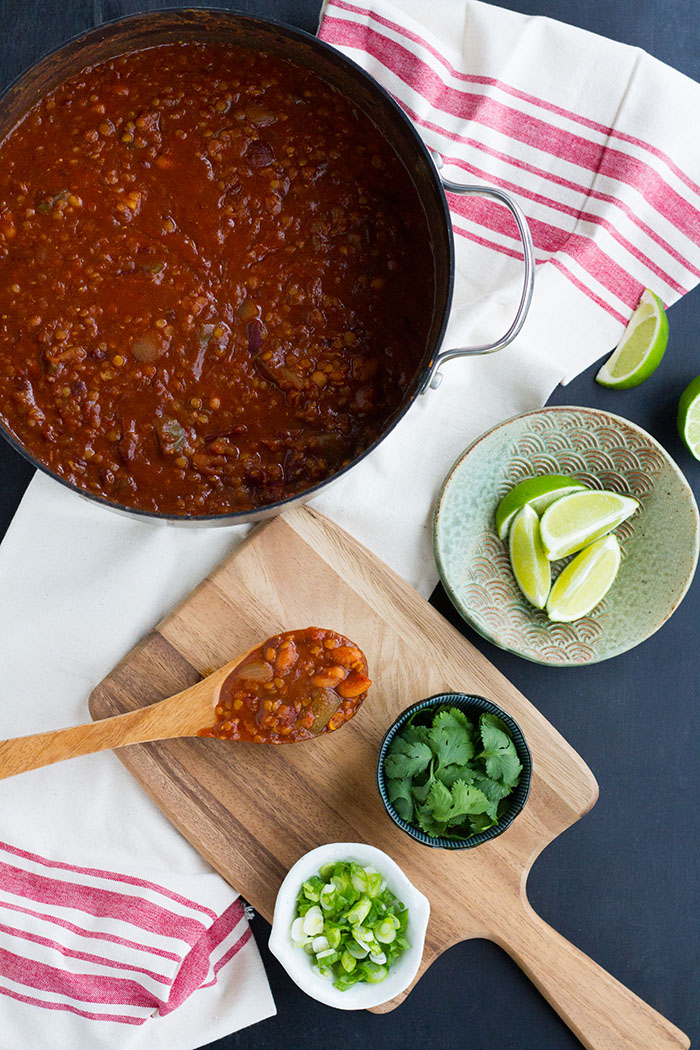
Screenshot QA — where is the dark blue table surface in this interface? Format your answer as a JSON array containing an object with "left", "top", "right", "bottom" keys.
[{"left": 0, "top": 2, "right": 698, "bottom": 1048}]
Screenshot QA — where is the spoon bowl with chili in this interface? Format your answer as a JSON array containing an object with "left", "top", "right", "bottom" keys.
[{"left": 0, "top": 627, "right": 371, "bottom": 780}]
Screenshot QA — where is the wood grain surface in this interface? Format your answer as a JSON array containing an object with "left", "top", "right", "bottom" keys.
[{"left": 89, "top": 507, "right": 688, "bottom": 1050}]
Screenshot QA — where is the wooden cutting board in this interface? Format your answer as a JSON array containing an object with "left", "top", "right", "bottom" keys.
[{"left": 89, "top": 506, "right": 688, "bottom": 1050}]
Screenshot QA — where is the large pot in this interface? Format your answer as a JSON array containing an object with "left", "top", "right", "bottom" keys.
[{"left": 0, "top": 8, "right": 534, "bottom": 524}]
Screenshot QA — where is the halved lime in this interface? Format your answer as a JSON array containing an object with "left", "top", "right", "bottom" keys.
[
  {"left": 508, "top": 504, "right": 551, "bottom": 609},
  {"left": 595, "top": 289, "right": 668, "bottom": 389},
  {"left": 546, "top": 534, "right": 621, "bottom": 622},
  {"left": 495, "top": 475, "right": 586, "bottom": 540},
  {"left": 539, "top": 490, "right": 638, "bottom": 560},
  {"left": 677, "top": 374, "right": 700, "bottom": 460}
]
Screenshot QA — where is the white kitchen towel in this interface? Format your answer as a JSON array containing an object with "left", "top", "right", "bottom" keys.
[{"left": 3, "top": 2, "right": 700, "bottom": 1048}]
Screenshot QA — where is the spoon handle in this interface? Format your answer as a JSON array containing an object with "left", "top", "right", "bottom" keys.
[{"left": 0, "top": 688, "right": 201, "bottom": 780}]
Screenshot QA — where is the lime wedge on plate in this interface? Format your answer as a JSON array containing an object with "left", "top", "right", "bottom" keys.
[
  {"left": 677, "top": 374, "right": 700, "bottom": 460},
  {"left": 495, "top": 474, "right": 586, "bottom": 540},
  {"left": 595, "top": 289, "right": 668, "bottom": 389},
  {"left": 540, "top": 490, "right": 638, "bottom": 560},
  {"left": 508, "top": 504, "right": 551, "bottom": 609},
  {"left": 547, "top": 534, "right": 621, "bottom": 622}
]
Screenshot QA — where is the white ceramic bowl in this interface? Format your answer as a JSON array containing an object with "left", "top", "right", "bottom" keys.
[{"left": 268, "top": 842, "right": 430, "bottom": 1010}]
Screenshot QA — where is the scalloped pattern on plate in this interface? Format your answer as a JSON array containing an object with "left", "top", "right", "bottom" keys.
[{"left": 434, "top": 407, "right": 699, "bottom": 666}]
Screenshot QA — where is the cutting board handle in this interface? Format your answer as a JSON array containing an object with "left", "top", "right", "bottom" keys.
[{"left": 494, "top": 894, "right": 689, "bottom": 1050}]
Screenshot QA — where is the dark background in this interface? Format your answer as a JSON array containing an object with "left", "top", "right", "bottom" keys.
[{"left": 1, "top": 1, "right": 698, "bottom": 1048}]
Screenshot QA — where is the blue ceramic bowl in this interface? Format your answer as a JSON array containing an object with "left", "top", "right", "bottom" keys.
[{"left": 376, "top": 693, "right": 532, "bottom": 850}]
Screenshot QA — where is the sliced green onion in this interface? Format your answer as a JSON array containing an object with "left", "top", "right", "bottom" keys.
[
  {"left": 326, "top": 927, "right": 341, "bottom": 949},
  {"left": 292, "top": 860, "right": 411, "bottom": 991},
  {"left": 375, "top": 919, "right": 398, "bottom": 943},
  {"left": 346, "top": 941, "right": 369, "bottom": 959},
  {"left": 347, "top": 897, "right": 371, "bottom": 926},
  {"left": 302, "top": 905, "right": 324, "bottom": 937},
  {"left": 319, "top": 883, "right": 336, "bottom": 910},
  {"left": 302, "top": 876, "right": 324, "bottom": 902},
  {"left": 290, "top": 917, "right": 307, "bottom": 944}
]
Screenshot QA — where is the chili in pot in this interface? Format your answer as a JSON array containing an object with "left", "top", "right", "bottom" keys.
[{"left": 0, "top": 41, "right": 435, "bottom": 515}]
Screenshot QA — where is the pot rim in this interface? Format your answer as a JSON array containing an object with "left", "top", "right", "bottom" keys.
[{"left": 0, "top": 7, "right": 455, "bottom": 525}]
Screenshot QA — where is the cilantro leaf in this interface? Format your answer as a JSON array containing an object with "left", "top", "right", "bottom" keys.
[
  {"left": 479, "top": 712, "right": 513, "bottom": 752},
  {"left": 400, "top": 723, "right": 431, "bottom": 747},
  {"left": 469, "top": 812, "right": 497, "bottom": 835},
  {"left": 387, "top": 775, "right": 413, "bottom": 823},
  {"left": 428, "top": 721, "right": 473, "bottom": 768},
  {"left": 415, "top": 804, "right": 446, "bottom": 838},
  {"left": 427, "top": 779, "right": 453, "bottom": 823},
  {"left": 432, "top": 707, "right": 474, "bottom": 734},
  {"left": 411, "top": 778, "right": 433, "bottom": 805},
  {"left": 385, "top": 737, "right": 432, "bottom": 780},
  {"left": 447, "top": 780, "right": 490, "bottom": 825},
  {"left": 479, "top": 713, "right": 522, "bottom": 787},
  {"left": 472, "top": 772, "right": 511, "bottom": 820},
  {"left": 440, "top": 763, "right": 476, "bottom": 788}
]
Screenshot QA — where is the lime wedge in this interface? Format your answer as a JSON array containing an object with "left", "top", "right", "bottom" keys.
[
  {"left": 539, "top": 490, "right": 638, "bottom": 560},
  {"left": 546, "top": 535, "right": 621, "bottom": 622},
  {"left": 677, "top": 374, "right": 700, "bottom": 460},
  {"left": 595, "top": 289, "right": 668, "bottom": 389},
  {"left": 508, "top": 504, "right": 551, "bottom": 609},
  {"left": 495, "top": 475, "right": 586, "bottom": 540}
]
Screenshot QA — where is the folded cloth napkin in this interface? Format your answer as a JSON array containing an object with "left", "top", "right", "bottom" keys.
[{"left": 3, "top": 2, "right": 700, "bottom": 1048}]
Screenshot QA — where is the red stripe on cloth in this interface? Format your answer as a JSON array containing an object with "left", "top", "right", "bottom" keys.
[
  {"left": 0, "top": 861, "right": 207, "bottom": 947},
  {"left": 452, "top": 222, "right": 528, "bottom": 262},
  {"left": 0, "top": 982, "right": 143, "bottom": 1025},
  {"left": 0, "top": 897, "right": 181, "bottom": 963},
  {"left": 447, "top": 192, "right": 643, "bottom": 309},
  {"left": 159, "top": 898, "right": 246, "bottom": 1015},
  {"left": 0, "top": 946, "right": 161, "bottom": 1009},
  {"left": 398, "top": 97, "right": 700, "bottom": 280},
  {"left": 0, "top": 921, "right": 171, "bottom": 985},
  {"left": 453, "top": 222, "right": 625, "bottom": 323},
  {"left": 323, "top": 0, "right": 700, "bottom": 199},
  {"left": 548, "top": 258, "right": 628, "bottom": 324},
  {"left": 0, "top": 839, "right": 218, "bottom": 921},
  {"left": 321, "top": 15, "right": 700, "bottom": 245},
  {"left": 439, "top": 149, "right": 688, "bottom": 296},
  {"left": 214, "top": 925, "right": 253, "bottom": 975}
]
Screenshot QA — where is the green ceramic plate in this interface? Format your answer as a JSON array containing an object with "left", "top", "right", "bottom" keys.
[{"left": 433, "top": 406, "right": 700, "bottom": 666}]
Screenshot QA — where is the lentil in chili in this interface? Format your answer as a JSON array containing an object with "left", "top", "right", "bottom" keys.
[
  {"left": 199, "top": 627, "right": 371, "bottom": 743},
  {"left": 0, "top": 43, "right": 435, "bottom": 515}
]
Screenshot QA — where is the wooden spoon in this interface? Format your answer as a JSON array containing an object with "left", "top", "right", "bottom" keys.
[{"left": 0, "top": 627, "right": 371, "bottom": 781}]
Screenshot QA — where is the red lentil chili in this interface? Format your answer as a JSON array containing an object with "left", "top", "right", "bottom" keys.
[
  {"left": 0, "top": 43, "right": 435, "bottom": 515},
  {"left": 199, "top": 627, "right": 371, "bottom": 743}
]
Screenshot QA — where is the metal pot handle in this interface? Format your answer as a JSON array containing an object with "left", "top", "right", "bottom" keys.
[{"left": 424, "top": 153, "right": 536, "bottom": 391}]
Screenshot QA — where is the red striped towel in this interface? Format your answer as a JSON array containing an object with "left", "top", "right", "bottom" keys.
[
  {"left": 319, "top": 0, "right": 700, "bottom": 336},
  {"left": 0, "top": 839, "right": 251, "bottom": 1025}
]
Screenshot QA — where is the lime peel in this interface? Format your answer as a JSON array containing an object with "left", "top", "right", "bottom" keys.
[
  {"left": 595, "top": 289, "right": 668, "bottom": 389},
  {"left": 677, "top": 374, "right": 700, "bottom": 460}
]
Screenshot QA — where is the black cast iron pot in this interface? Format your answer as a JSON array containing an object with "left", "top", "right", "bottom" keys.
[{"left": 0, "top": 8, "right": 535, "bottom": 524}]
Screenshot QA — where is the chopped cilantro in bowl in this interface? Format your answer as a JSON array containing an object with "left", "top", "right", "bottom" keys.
[{"left": 376, "top": 694, "right": 532, "bottom": 849}]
